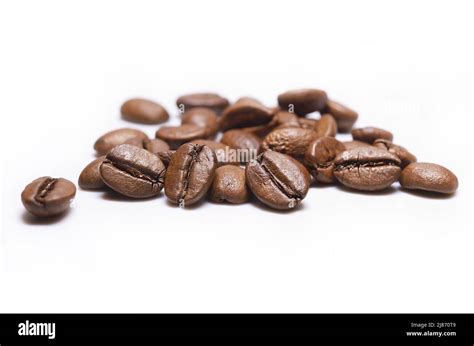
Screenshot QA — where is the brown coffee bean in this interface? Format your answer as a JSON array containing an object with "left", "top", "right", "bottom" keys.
[
  {"left": 334, "top": 146, "right": 401, "bottom": 191},
  {"left": 94, "top": 128, "right": 148, "bottom": 155},
  {"left": 100, "top": 144, "right": 166, "bottom": 198},
  {"left": 181, "top": 107, "right": 218, "bottom": 138},
  {"left": 322, "top": 99, "right": 358, "bottom": 132},
  {"left": 373, "top": 139, "right": 417, "bottom": 168},
  {"left": 21, "top": 177, "right": 76, "bottom": 217},
  {"left": 190, "top": 139, "right": 237, "bottom": 166},
  {"left": 156, "top": 150, "right": 175, "bottom": 167},
  {"left": 121, "top": 98, "right": 169, "bottom": 124},
  {"left": 176, "top": 93, "right": 229, "bottom": 114},
  {"left": 78, "top": 156, "right": 106, "bottom": 190},
  {"left": 342, "top": 140, "right": 372, "bottom": 150},
  {"left": 298, "top": 118, "right": 319, "bottom": 130},
  {"left": 305, "top": 137, "right": 346, "bottom": 183},
  {"left": 144, "top": 138, "right": 170, "bottom": 154},
  {"left": 165, "top": 143, "right": 217, "bottom": 206},
  {"left": 277, "top": 88, "right": 328, "bottom": 116},
  {"left": 219, "top": 97, "right": 274, "bottom": 131},
  {"left": 155, "top": 124, "right": 208, "bottom": 149},
  {"left": 352, "top": 127, "right": 393, "bottom": 143},
  {"left": 246, "top": 151, "right": 311, "bottom": 210},
  {"left": 242, "top": 111, "right": 300, "bottom": 138},
  {"left": 124, "top": 137, "right": 145, "bottom": 148},
  {"left": 261, "top": 127, "right": 318, "bottom": 160},
  {"left": 209, "top": 165, "right": 249, "bottom": 204},
  {"left": 400, "top": 163, "right": 458, "bottom": 194},
  {"left": 221, "top": 129, "right": 261, "bottom": 151},
  {"left": 314, "top": 114, "right": 337, "bottom": 138}
]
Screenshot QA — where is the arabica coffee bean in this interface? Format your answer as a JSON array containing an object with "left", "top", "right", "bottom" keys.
[
  {"left": 322, "top": 100, "right": 358, "bottom": 132},
  {"left": 334, "top": 146, "right": 401, "bottom": 191},
  {"left": 181, "top": 107, "right": 219, "bottom": 138},
  {"left": 79, "top": 156, "right": 106, "bottom": 190},
  {"left": 94, "top": 128, "right": 148, "bottom": 155},
  {"left": 305, "top": 137, "right": 346, "bottom": 183},
  {"left": 221, "top": 129, "right": 261, "bottom": 151},
  {"left": 209, "top": 165, "right": 249, "bottom": 204},
  {"left": 156, "top": 150, "right": 175, "bottom": 167},
  {"left": 352, "top": 127, "right": 393, "bottom": 143},
  {"left": 246, "top": 151, "right": 310, "bottom": 210},
  {"left": 298, "top": 118, "right": 319, "bottom": 130},
  {"left": 373, "top": 139, "right": 416, "bottom": 168},
  {"left": 261, "top": 127, "right": 318, "bottom": 160},
  {"left": 190, "top": 139, "right": 237, "bottom": 166},
  {"left": 155, "top": 124, "right": 208, "bottom": 149},
  {"left": 21, "top": 177, "right": 76, "bottom": 217},
  {"left": 124, "top": 137, "right": 145, "bottom": 148},
  {"left": 400, "top": 163, "right": 458, "bottom": 194},
  {"left": 220, "top": 97, "right": 274, "bottom": 131},
  {"left": 343, "top": 140, "right": 372, "bottom": 150},
  {"left": 165, "top": 143, "right": 217, "bottom": 206},
  {"left": 144, "top": 138, "right": 170, "bottom": 154},
  {"left": 100, "top": 144, "right": 166, "bottom": 198},
  {"left": 121, "top": 98, "right": 169, "bottom": 124},
  {"left": 277, "top": 88, "right": 328, "bottom": 116},
  {"left": 176, "top": 93, "right": 229, "bottom": 114},
  {"left": 314, "top": 114, "right": 337, "bottom": 138}
]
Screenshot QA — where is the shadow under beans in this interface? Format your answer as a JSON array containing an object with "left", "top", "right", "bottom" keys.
[
  {"left": 21, "top": 209, "right": 71, "bottom": 225},
  {"left": 335, "top": 185, "right": 398, "bottom": 196},
  {"left": 398, "top": 187, "right": 457, "bottom": 200},
  {"left": 100, "top": 190, "right": 162, "bottom": 202}
]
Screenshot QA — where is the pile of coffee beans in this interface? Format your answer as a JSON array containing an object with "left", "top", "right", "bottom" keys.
[{"left": 21, "top": 89, "right": 459, "bottom": 217}]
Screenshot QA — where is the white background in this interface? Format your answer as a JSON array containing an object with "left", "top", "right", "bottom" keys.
[{"left": 0, "top": 0, "right": 473, "bottom": 313}]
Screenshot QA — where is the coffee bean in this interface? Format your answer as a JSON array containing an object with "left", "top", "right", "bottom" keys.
[
  {"left": 21, "top": 177, "right": 76, "bottom": 217},
  {"left": 246, "top": 151, "right": 310, "bottom": 210},
  {"left": 176, "top": 93, "right": 229, "bottom": 114},
  {"left": 94, "top": 128, "right": 148, "bottom": 155},
  {"left": 209, "top": 165, "right": 249, "bottom": 204},
  {"left": 342, "top": 140, "right": 372, "bottom": 150},
  {"left": 242, "top": 111, "right": 300, "bottom": 138},
  {"left": 156, "top": 150, "right": 175, "bottom": 167},
  {"left": 221, "top": 129, "right": 261, "bottom": 151},
  {"left": 181, "top": 107, "right": 219, "bottom": 138},
  {"left": 314, "top": 114, "right": 337, "bottom": 138},
  {"left": 144, "top": 138, "right": 170, "bottom": 154},
  {"left": 261, "top": 127, "right": 318, "bottom": 160},
  {"left": 219, "top": 97, "right": 274, "bottom": 131},
  {"left": 305, "top": 137, "right": 346, "bottom": 183},
  {"left": 298, "top": 118, "right": 319, "bottom": 130},
  {"left": 100, "top": 144, "right": 166, "bottom": 198},
  {"left": 373, "top": 139, "right": 416, "bottom": 168},
  {"left": 400, "top": 163, "right": 458, "bottom": 194},
  {"left": 322, "top": 99, "right": 358, "bottom": 132},
  {"left": 155, "top": 124, "right": 208, "bottom": 149},
  {"left": 165, "top": 143, "right": 217, "bottom": 206},
  {"left": 121, "top": 98, "right": 169, "bottom": 124},
  {"left": 352, "top": 127, "right": 393, "bottom": 143},
  {"left": 78, "top": 156, "right": 106, "bottom": 190},
  {"left": 277, "top": 88, "right": 328, "bottom": 116},
  {"left": 190, "top": 139, "right": 237, "bottom": 166},
  {"left": 124, "top": 137, "right": 145, "bottom": 148},
  {"left": 334, "top": 146, "right": 401, "bottom": 191}
]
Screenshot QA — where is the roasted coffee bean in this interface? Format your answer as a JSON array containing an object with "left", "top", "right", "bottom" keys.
[
  {"left": 400, "top": 163, "right": 458, "bottom": 194},
  {"left": 277, "top": 88, "right": 328, "bottom": 116},
  {"left": 342, "top": 140, "right": 372, "bottom": 150},
  {"left": 305, "top": 137, "right": 346, "bottom": 183},
  {"left": 181, "top": 107, "right": 218, "bottom": 138},
  {"left": 322, "top": 99, "right": 358, "bottom": 132},
  {"left": 314, "top": 114, "right": 337, "bottom": 138},
  {"left": 246, "top": 151, "right": 310, "bottom": 210},
  {"left": 352, "top": 127, "right": 393, "bottom": 143},
  {"left": 242, "top": 111, "right": 300, "bottom": 138},
  {"left": 176, "top": 93, "right": 229, "bottom": 114},
  {"left": 209, "top": 165, "right": 249, "bottom": 204},
  {"left": 190, "top": 139, "right": 237, "bottom": 166},
  {"left": 298, "top": 118, "right": 319, "bottom": 130},
  {"left": 100, "top": 144, "right": 166, "bottom": 198},
  {"left": 121, "top": 98, "right": 169, "bottom": 124},
  {"left": 373, "top": 139, "right": 416, "bottom": 168},
  {"left": 144, "top": 138, "right": 170, "bottom": 154},
  {"left": 221, "top": 129, "right": 261, "bottom": 151},
  {"left": 219, "top": 97, "right": 274, "bottom": 131},
  {"left": 165, "top": 143, "right": 217, "bottom": 206},
  {"left": 94, "top": 128, "right": 148, "bottom": 155},
  {"left": 78, "top": 156, "right": 106, "bottom": 190},
  {"left": 124, "top": 137, "right": 145, "bottom": 148},
  {"left": 156, "top": 150, "right": 175, "bottom": 167},
  {"left": 334, "top": 146, "right": 401, "bottom": 191},
  {"left": 21, "top": 177, "right": 76, "bottom": 217},
  {"left": 261, "top": 127, "right": 318, "bottom": 160},
  {"left": 155, "top": 124, "right": 208, "bottom": 149}
]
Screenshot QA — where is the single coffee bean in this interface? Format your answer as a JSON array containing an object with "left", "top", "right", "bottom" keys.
[
  {"left": 343, "top": 140, "right": 372, "bottom": 150},
  {"left": 165, "top": 143, "right": 217, "bottom": 206},
  {"left": 181, "top": 107, "right": 219, "bottom": 138},
  {"left": 121, "top": 98, "right": 169, "bottom": 124},
  {"left": 209, "top": 165, "right": 249, "bottom": 204},
  {"left": 144, "top": 138, "right": 170, "bottom": 154},
  {"left": 124, "top": 137, "right": 145, "bottom": 148},
  {"left": 322, "top": 99, "right": 358, "bottom": 132},
  {"left": 261, "top": 127, "right": 318, "bottom": 160},
  {"left": 305, "top": 137, "right": 346, "bottom": 183},
  {"left": 352, "top": 126, "right": 393, "bottom": 143},
  {"left": 156, "top": 150, "right": 175, "bottom": 167},
  {"left": 277, "top": 88, "right": 328, "bottom": 116},
  {"left": 155, "top": 124, "right": 208, "bottom": 149},
  {"left": 100, "top": 144, "right": 166, "bottom": 198},
  {"left": 314, "top": 114, "right": 337, "bottom": 138},
  {"left": 399, "top": 163, "right": 458, "bottom": 194},
  {"left": 334, "top": 146, "right": 401, "bottom": 191},
  {"left": 190, "top": 139, "right": 238, "bottom": 166},
  {"left": 298, "top": 118, "right": 319, "bottom": 130},
  {"left": 78, "top": 156, "right": 106, "bottom": 190},
  {"left": 246, "top": 151, "right": 310, "bottom": 210},
  {"left": 219, "top": 97, "right": 274, "bottom": 131},
  {"left": 94, "top": 128, "right": 148, "bottom": 155},
  {"left": 221, "top": 129, "right": 261, "bottom": 151},
  {"left": 373, "top": 139, "right": 416, "bottom": 168},
  {"left": 21, "top": 177, "right": 76, "bottom": 217},
  {"left": 176, "top": 93, "right": 229, "bottom": 114}
]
